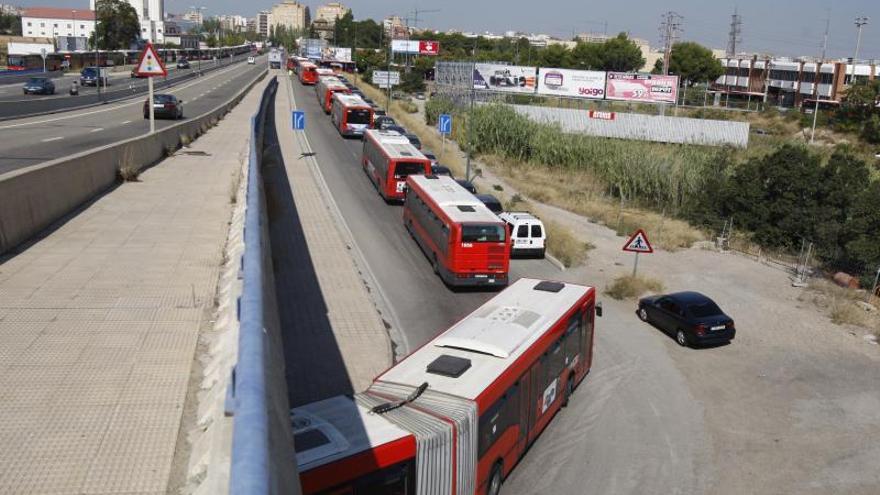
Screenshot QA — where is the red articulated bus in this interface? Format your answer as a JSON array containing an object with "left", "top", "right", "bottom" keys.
[
  {"left": 331, "top": 93, "right": 374, "bottom": 138},
  {"left": 361, "top": 129, "right": 432, "bottom": 202},
  {"left": 299, "top": 61, "right": 319, "bottom": 85},
  {"left": 292, "top": 278, "right": 600, "bottom": 495},
  {"left": 315, "top": 77, "right": 351, "bottom": 113},
  {"left": 405, "top": 174, "right": 510, "bottom": 287}
]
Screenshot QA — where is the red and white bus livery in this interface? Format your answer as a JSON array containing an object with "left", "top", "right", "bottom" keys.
[
  {"left": 361, "top": 129, "right": 432, "bottom": 201},
  {"left": 298, "top": 61, "right": 319, "bottom": 85},
  {"left": 405, "top": 175, "right": 510, "bottom": 287},
  {"left": 315, "top": 77, "right": 351, "bottom": 113},
  {"left": 331, "top": 93, "right": 374, "bottom": 137},
  {"left": 293, "top": 278, "right": 600, "bottom": 495}
]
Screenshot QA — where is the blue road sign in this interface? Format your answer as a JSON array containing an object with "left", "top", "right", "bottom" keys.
[
  {"left": 292, "top": 110, "right": 306, "bottom": 130},
  {"left": 438, "top": 114, "right": 452, "bottom": 135}
]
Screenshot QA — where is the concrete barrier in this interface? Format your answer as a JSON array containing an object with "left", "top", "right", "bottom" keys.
[{"left": 0, "top": 67, "right": 268, "bottom": 255}]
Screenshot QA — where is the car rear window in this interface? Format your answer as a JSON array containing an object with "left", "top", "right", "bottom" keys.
[
  {"left": 688, "top": 301, "right": 723, "bottom": 318},
  {"left": 154, "top": 95, "right": 175, "bottom": 103},
  {"left": 462, "top": 224, "right": 506, "bottom": 243},
  {"left": 531, "top": 225, "right": 543, "bottom": 237},
  {"left": 392, "top": 161, "right": 427, "bottom": 178}
]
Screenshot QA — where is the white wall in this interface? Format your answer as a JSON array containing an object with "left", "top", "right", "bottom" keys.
[{"left": 22, "top": 15, "right": 95, "bottom": 39}]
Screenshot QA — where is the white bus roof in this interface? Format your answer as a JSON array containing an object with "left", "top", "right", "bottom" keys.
[
  {"left": 365, "top": 129, "right": 428, "bottom": 161},
  {"left": 376, "top": 278, "right": 592, "bottom": 400},
  {"left": 409, "top": 175, "right": 500, "bottom": 224},
  {"left": 319, "top": 78, "right": 347, "bottom": 89},
  {"left": 334, "top": 93, "right": 370, "bottom": 107},
  {"left": 292, "top": 395, "right": 409, "bottom": 471}
]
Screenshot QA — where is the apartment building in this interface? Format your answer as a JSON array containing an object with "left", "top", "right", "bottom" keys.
[
  {"left": 270, "top": 1, "right": 310, "bottom": 33},
  {"left": 21, "top": 7, "right": 95, "bottom": 40}
]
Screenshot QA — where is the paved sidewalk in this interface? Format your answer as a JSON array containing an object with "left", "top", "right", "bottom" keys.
[
  {"left": 271, "top": 74, "right": 392, "bottom": 407},
  {"left": 0, "top": 79, "right": 268, "bottom": 494}
]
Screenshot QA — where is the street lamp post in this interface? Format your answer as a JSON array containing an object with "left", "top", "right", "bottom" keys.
[
  {"left": 465, "top": 38, "right": 477, "bottom": 182},
  {"left": 850, "top": 17, "right": 869, "bottom": 85}
]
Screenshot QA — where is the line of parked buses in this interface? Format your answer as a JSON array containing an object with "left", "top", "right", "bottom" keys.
[{"left": 284, "top": 56, "right": 601, "bottom": 495}]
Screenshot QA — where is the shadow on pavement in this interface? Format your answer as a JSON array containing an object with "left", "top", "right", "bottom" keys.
[{"left": 261, "top": 89, "right": 356, "bottom": 408}]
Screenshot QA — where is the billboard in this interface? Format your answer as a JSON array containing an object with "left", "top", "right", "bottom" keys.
[
  {"left": 473, "top": 63, "right": 537, "bottom": 93},
  {"left": 321, "top": 47, "right": 351, "bottom": 62},
  {"left": 536, "top": 68, "right": 606, "bottom": 99},
  {"left": 391, "top": 40, "right": 440, "bottom": 55},
  {"left": 605, "top": 73, "right": 679, "bottom": 104}
]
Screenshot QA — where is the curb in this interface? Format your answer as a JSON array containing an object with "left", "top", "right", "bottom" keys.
[{"left": 546, "top": 253, "right": 567, "bottom": 272}]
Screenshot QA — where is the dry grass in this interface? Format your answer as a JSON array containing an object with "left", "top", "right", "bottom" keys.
[
  {"left": 804, "top": 278, "right": 876, "bottom": 328},
  {"left": 117, "top": 146, "right": 141, "bottom": 182},
  {"left": 605, "top": 274, "right": 664, "bottom": 300},
  {"left": 179, "top": 133, "right": 192, "bottom": 147},
  {"left": 829, "top": 299, "right": 869, "bottom": 326},
  {"left": 483, "top": 155, "right": 704, "bottom": 251},
  {"left": 544, "top": 219, "right": 591, "bottom": 268}
]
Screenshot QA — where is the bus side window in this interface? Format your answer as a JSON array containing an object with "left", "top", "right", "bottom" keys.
[{"left": 478, "top": 382, "right": 520, "bottom": 458}]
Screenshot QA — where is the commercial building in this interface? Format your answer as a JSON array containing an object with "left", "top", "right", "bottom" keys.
[
  {"left": 270, "top": 1, "right": 310, "bottom": 33},
  {"left": 219, "top": 14, "right": 248, "bottom": 33},
  {"left": 383, "top": 15, "right": 408, "bottom": 40},
  {"left": 713, "top": 55, "right": 879, "bottom": 108},
  {"left": 89, "top": 0, "right": 164, "bottom": 43},
  {"left": 312, "top": 2, "right": 349, "bottom": 40},
  {"left": 180, "top": 9, "right": 203, "bottom": 24},
  {"left": 257, "top": 11, "right": 272, "bottom": 37},
  {"left": 21, "top": 7, "right": 95, "bottom": 41}
]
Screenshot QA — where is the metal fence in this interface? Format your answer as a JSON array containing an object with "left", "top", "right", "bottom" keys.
[{"left": 227, "top": 75, "right": 293, "bottom": 495}]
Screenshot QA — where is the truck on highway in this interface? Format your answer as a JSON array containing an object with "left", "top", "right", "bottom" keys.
[{"left": 268, "top": 49, "right": 282, "bottom": 69}]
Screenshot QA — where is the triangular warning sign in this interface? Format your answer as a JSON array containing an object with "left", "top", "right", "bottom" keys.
[
  {"left": 134, "top": 42, "right": 167, "bottom": 77},
  {"left": 622, "top": 229, "right": 653, "bottom": 253}
]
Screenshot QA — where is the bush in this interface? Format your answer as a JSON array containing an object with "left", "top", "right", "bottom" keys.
[
  {"left": 544, "top": 220, "right": 589, "bottom": 268},
  {"left": 398, "top": 100, "right": 418, "bottom": 114},
  {"left": 424, "top": 96, "right": 456, "bottom": 126},
  {"left": 605, "top": 274, "right": 664, "bottom": 300}
]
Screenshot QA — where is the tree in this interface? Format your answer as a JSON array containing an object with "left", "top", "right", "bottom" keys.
[
  {"left": 94, "top": 0, "right": 140, "bottom": 50},
  {"left": 0, "top": 12, "right": 21, "bottom": 36},
  {"left": 835, "top": 80, "right": 880, "bottom": 134},
  {"left": 537, "top": 44, "right": 570, "bottom": 69},
  {"left": 845, "top": 180, "right": 880, "bottom": 283},
  {"left": 598, "top": 33, "right": 645, "bottom": 72},
  {"left": 569, "top": 42, "right": 602, "bottom": 69},
  {"left": 666, "top": 42, "right": 723, "bottom": 84}
]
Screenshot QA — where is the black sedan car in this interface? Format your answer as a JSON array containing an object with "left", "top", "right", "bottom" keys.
[
  {"left": 638, "top": 292, "right": 735, "bottom": 347},
  {"left": 143, "top": 94, "right": 183, "bottom": 119},
  {"left": 456, "top": 179, "right": 477, "bottom": 194},
  {"left": 373, "top": 116, "right": 396, "bottom": 130},
  {"left": 404, "top": 133, "right": 422, "bottom": 149},
  {"left": 476, "top": 193, "right": 503, "bottom": 214},
  {"left": 177, "top": 59, "right": 191, "bottom": 69},
  {"left": 431, "top": 165, "right": 453, "bottom": 177},
  {"left": 23, "top": 77, "right": 55, "bottom": 95}
]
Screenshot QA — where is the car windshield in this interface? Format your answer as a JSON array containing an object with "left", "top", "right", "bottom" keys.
[
  {"left": 461, "top": 224, "right": 506, "bottom": 243},
  {"left": 82, "top": 68, "right": 97, "bottom": 75},
  {"left": 392, "top": 162, "right": 427, "bottom": 179},
  {"left": 346, "top": 109, "right": 371, "bottom": 125},
  {"left": 27, "top": 78, "right": 45, "bottom": 84},
  {"left": 688, "top": 301, "right": 723, "bottom": 318}
]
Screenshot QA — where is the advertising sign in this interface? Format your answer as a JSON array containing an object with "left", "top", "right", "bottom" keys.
[
  {"left": 473, "top": 63, "right": 537, "bottom": 93},
  {"left": 373, "top": 70, "right": 400, "bottom": 88},
  {"left": 605, "top": 73, "right": 679, "bottom": 104},
  {"left": 588, "top": 110, "right": 616, "bottom": 120},
  {"left": 537, "top": 68, "right": 606, "bottom": 99},
  {"left": 392, "top": 40, "right": 441, "bottom": 55},
  {"left": 322, "top": 47, "right": 351, "bottom": 62}
]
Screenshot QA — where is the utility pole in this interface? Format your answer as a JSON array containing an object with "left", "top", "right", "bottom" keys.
[
  {"left": 465, "top": 38, "right": 477, "bottom": 182},
  {"left": 850, "top": 17, "right": 869, "bottom": 84},
  {"left": 727, "top": 7, "right": 742, "bottom": 57},
  {"left": 810, "top": 14, "right": 830, "bottom": 144},
  {"left": 659, "top": 12, "right": 683, "bottom": 75}
]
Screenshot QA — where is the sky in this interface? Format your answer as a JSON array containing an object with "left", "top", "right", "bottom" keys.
[{"left": 16, "top": 0, "right": 880, "bottom": 59}]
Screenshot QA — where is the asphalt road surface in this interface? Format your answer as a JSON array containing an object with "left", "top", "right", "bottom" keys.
[
  {"left": 286, "top": 74, "right": 710, "bottom": 494},
  {"left": 0, "top": 56, "right": 265, "bottom": 175}
]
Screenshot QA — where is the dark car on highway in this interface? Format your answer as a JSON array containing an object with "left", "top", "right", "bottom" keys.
[
  {"left": 143, "top": 94, "right": 183, "bottom": 120},
  {"left": 638, "top": 291, "right": 735, "bottom": 347},
  {"left": 384, "top": 124, "right": 407, "bottom": 135},
  {"left": 404, "top": 133, "right": 422, "bottom": 149},
  {"left": 22, "top": 77, "right": 55, "bottom": 95},
  {"left": 80, "top": 67, "right": 108, "bottom": 86},
  {"left": 177, "top": 59, "right": 190, "bottom": 69},
  {"left": 476, "top": 194, "right": 503, "bottom": 214},
  {"left": 373, "top": 116, "right": 396, "bottom": 129},
  {"left": 431, "top": 165, "right": 453, "bottom": 177},
  {"left": 456, "top": 179, "right": 477, "bottom": 194}
]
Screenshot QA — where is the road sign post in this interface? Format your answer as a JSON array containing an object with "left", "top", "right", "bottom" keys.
[
  {"left": 292, "top": 110, "right": 305, "bottom": 130},
  {"left": 40, "top": 48, "right": 47, "bottom": 73},
  {"left": 438, "top": 113, "right": 452, "bottom": 156},
  {"left": 134, "top": 42, "right": 168, "bottom": 134},
  {"left": 622, "top": 229, "right": 653, "bottom": 277}
]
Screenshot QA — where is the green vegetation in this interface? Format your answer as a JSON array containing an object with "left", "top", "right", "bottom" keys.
[
  {"left": 544, "top": 220, "right": 591, "bottom": 268},
  {"left": 651, "top": 42, "right": 724, "bottom": 84},
  {"left": 94, "top": 0, "right": 140, "bottom": 50},
  {"left": 0, "top": 12, "right": 21, "bottom": 36},
  {"left": 835, "top": 80, "right": 880, "bottom": 144},
  {"left": 606, "top": 274, "right": 664, "bottom": 300}
]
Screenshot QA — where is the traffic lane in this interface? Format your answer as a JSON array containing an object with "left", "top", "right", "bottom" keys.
[
  {"left": 0, "top": 61, "right": 265, "bottom": 174},
  {"left": 289, "top": 75, "right": 560, "bottom": 353},
  {"left": 0, "top": 65, "right": 192, "bottom": 102}
]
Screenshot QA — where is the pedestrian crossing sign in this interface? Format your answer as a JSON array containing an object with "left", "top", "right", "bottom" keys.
[
  {"left": 134, "top": 42, "right": 167, "bottom": 77},
  {"left": 622, "top": 229, "right": 653, "bottom": 253}
]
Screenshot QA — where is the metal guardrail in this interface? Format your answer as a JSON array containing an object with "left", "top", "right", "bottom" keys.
[{"left": 228, "top": 75, "right": 280, "bottom": 495}]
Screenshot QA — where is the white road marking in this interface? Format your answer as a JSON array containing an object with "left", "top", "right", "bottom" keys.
[
  {"left": 90, "top": 127, "right": 104, "bottom": 133},
  {"left": 41, "top": 136, "right": 64, "bottom": 142},
  {"left": 121, "top": 120, "right": 132, "bottom": 124}
]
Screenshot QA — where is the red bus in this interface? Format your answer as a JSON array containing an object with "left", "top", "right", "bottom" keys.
[
  {"left": 292, "top": 278, "right": 600, "bottom": 495},
  {"left": 315, "top": 77, "right": 351, "bottom": 113},
  {"left": 299, "top": 61, "right": 319, "bottom": 85},
  {"left": 361, "top": 129, "right": 432, "bottom": 202},
  {"left": 286, "top": 56, "right": 296, "bottom": 71},
  {"left": 405, "top": 174, "right": 510, "bottom": 287},
  {"left": 331, "top": 93, "right": 374, "bottom": 138}
]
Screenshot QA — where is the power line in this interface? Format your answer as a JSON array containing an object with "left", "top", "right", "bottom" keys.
[
  {"left": 727, "top": 7, "right": 742, "bottom": 57},
  {"left": 659, "top": 11, "right": 683, "bottom": 75}
]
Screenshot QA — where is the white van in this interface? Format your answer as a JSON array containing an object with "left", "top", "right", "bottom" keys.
[{"left": 499, "top": 212, "right": 546, "bottom": 258}]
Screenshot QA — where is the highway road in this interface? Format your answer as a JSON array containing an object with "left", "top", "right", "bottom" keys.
[
  {"left": 0, "top": 55, "right": 265, "bottom": 175},
  {"left": 284, "top": 74, "right": 711, "bottom": 494}
]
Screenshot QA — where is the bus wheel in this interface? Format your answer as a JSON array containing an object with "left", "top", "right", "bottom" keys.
[
  {"left": 488, "top": 463, "right": 503, "bottom": 495},
  {"left": 562, "top": 374, "right": 574, "bottom": 407}
]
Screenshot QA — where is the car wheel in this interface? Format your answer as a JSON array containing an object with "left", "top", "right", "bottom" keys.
[
  {"left": 676, "top": 329, "right": 689, "bottom": 347},
  {"left": 488, "top": 463, "right": 503, "bottom": 495},
  {"left": 638, "top": 307, "right": 649, "bottom": 322}
]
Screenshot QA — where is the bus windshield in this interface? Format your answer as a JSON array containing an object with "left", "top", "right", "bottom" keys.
[
  {"left": 346, "top": 109, "right": 372, "bottom": 125},
  {"left": 461, "top": 224, "right": 506, "bottom": 243},
  {"left": 393, "top": 162, "right": 426, "bottom": 179}
]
